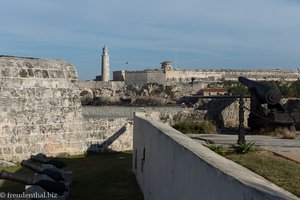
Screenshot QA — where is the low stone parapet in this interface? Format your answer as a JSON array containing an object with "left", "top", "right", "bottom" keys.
[{"left": 133, "top": 113, "right": 298, "bottom": 200}]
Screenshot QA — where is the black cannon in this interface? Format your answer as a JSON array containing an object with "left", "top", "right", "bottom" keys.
[
  {"left": 30, "top": 153, "right": 65, "bottom": 169},
  {"left": 238, "top": 77, "right": 282, "bottom": 106},
  {"left": 238, "top": 76, "right": 300, "bottom": 130},
  {"left": 21, "top": 160, "right": 63, "bottom": 181},
  {"left": 0, "top": 170, "right": 67, "bottom": 195}
]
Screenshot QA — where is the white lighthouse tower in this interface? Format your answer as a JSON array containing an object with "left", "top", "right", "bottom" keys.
[{"left": 101, "top": 46, "right": 110, "bottom": 82}]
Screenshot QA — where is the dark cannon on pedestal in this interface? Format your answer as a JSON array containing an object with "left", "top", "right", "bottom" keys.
[{"left": 238, "top": 76, "right": 300, "bottom": 130}]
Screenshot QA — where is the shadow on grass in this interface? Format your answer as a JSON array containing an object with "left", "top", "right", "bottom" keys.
[{"left": 0, "top": 151, "right": 144, "bottom": 200}]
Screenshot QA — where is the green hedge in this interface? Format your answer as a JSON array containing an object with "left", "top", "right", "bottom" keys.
[{"left": 172, "top": 120, "right": 217, "bottom": 134}]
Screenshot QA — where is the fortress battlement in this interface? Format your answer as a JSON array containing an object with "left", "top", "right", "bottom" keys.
[{"left": 113, "top": 61, "right": 299, "bottom": 85}]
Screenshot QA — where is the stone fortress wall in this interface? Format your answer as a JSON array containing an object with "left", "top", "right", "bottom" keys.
[
  {"left": 0, "top": 56, "right": 132, "bottom": 162},
  {"left": 165, "top": 69, "right": 224, "bottom": 83},
  {"left": 113, "top": 62, "right": 300, "bottom": 85},
  {"left": 124, "top": 70, "right": 166, "bottom": 85},
  {"left": 224, "top": 69, "right": 300, "bottom": 81}
]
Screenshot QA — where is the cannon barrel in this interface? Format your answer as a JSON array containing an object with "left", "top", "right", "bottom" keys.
[
  {"left": 21, "top": 160, "right": 63, "bottom": 181},
  {"left": 30, "top": 153, "right": 65, "bottom": 169},
  {"left": 0, "top": 170, "right": 33, "bottom": 184},
  {"left": 0, "top": 170, "right": 66, "bottom": 195},
  {"left": 238, "top": 76, "right": 281, "bottom": 105}
]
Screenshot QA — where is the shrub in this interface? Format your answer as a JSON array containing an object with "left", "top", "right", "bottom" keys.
[
  {"left": 289, "top": 80, "right": 300, "bottom": 98},
  {"left": 258, "top": 128, "right": 279, "bottom": 136},
  {"left": 164, "top": 85, "right": 173, "bottom": 96},
  {"left": 172, "top": 120, "right": 217, "bottom": 134},
  {"left": 232, "top": 141, "right": 257, "bottom": 154},
  {"left": 274, "top": 128, "right": 296, "bottom": 139},
  {"left": 204, "top": 143, "right": 226, "bottom": 156}
]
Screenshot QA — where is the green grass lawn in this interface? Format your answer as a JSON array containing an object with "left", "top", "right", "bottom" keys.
[
  {"left": 0, "top": 152, "right": 144, "bottom": 200},
  {"left": 3, "top": 149, "right": 298, "bottom": 198},
  {"left": 225, "top": 151, "right": 300, "bottom": 197}
]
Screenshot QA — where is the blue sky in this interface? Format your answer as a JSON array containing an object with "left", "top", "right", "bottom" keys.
[{"left": 1, "top": 0, "right": 300, "bottom": 80}]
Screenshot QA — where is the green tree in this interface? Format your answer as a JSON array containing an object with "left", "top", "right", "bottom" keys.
[
  {"left": 223, "top": 80, "right": 235, "bottom": 88},
  {"left": 227, "top": 83, "right": 249, "bottom": 96},
  {"left": 289, "top": 80, "right": 300, "bottom": 97}
]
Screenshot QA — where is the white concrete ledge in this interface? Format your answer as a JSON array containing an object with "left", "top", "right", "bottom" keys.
[{"left": 133, "top": 113, "right": 299, "bottom": 200}]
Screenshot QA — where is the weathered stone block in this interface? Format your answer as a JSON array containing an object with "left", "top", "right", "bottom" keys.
[
  {"left": 2, "top": 78, "right": 20, "bottom": 88},
  {"left": 0, "top": 98, "right": 12, "bottom": 106},
  {"left": 65, "top": 142, "right": 85, "bottom": 152},
  {"left": 87, "top": 130, "right": 101, "bottom": 138},
  {"left": 42, "top": 70, "right": 49, "bottom": 78},
  {"left": 23, "top": 61, "right": 34, "bottom": 68},
  {"left": 29, "top": 135, "right": 45, "bottom": 144},
  {"left": 34, "top": 69, "right": 43, "bottom": 78},
  {"left": 42, "top": 88, "right": 53, "bottom": 98},
  {"left": 27, "top": 144, "right": 43, "bottom": 154},
  {"left": 27, "top": 68, "right": 34, "bottom": 77},
  {"left": 65, "top": 123, "right": 80, "bottom": 133},
  {"left": 49, "top": 70, "right": 65, "bottom": 79},
  {"left": 65, "top": 70, "right": 77, "bottom": 80},
  {"left": 44, "top": 143, "right": 66, "bottom": 154},
  {"left": 7, "top": 134, "right": 20, "bottom": 144},
  {"left": 51, "top": 123, "right": 66, "bottom": 133},
  {"left": 39, "top": 125, "right": 53, "bottom": 134},
  {"left": 19, "top": 69, "right": 28, "bottom": 77},
  {"left": 0, "top": 137, "right": 7, "bottom": 146},
  {"left": 1, "top": 68, "right": 10, "bottom": 77},
  {"left": 47, "top": 98, "right": 60, "bottom": 107},
  {"left": 15, "top": 146, "right": 23, "bottom": 154},
  {"left": 19, "top": 125, "right": 33, "bottom": 135},
  {"left": 45, "top": 134, "right": 63, "bottom": 144},
  {"left": 2, "top": 147, "right": 13, "bottom": 155},
  {"left": 20, "top": 136, "right": 30, "bottom": 144},
  {"left": 82, "top": 122, "right": 93, "bottom": 132},
  {"left": 0, "top": 68, "right": 18, "bottom": 78}
]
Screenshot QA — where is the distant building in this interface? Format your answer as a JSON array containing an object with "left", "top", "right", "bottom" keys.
[
  {"left": 113, "top": 70, "right": 125, "bottom": 81},
  {"left": 198, "top": 88, "right": 228, "bottom": 96}
]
